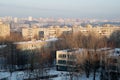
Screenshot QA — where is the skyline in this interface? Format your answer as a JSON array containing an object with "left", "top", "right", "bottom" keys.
[{"left": 0, "top": 0, "right": 120, "bottom": 19}]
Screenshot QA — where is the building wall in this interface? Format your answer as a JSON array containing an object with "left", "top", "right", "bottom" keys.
[
  {"left": 56, "top": 50, "right": 76, "bottom": 71},
  {"left": 22, "top": 25, "right": 120, "bottom": 39},
  {"left": 72, "top": 25, "right": 120, "bottom": 37},
  {"left": 22, "top": 26, "right": 72, "bottom": 39},
  {"left": 0, "top": 22, "right": 10, "bottom": 38},
  {"left": 56, "top": 49, "right": 86, "bottom": 71},
  {"left": 22, "top": 27, "right": 40, "bottom": 39}
]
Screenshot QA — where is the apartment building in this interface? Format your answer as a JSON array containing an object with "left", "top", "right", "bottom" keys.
[
  {"left": 21, "top": 24, "right": 120, "bottom": 40},
  {"left": 22, "top": 26, "right": 40, "bottom": 40},
  {"left": 43, "top": 26, "right": 72, "bottom": 38},
  {"left": 0, "top": 20, "right": 10, "bottom": 38},
  {"left": 72, "top": 24, "right": 120, "bottom": 37},
  {"left": 22, "top": 26, "right": 72, "bottom": 40}
]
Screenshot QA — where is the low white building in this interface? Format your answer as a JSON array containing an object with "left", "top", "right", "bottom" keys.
[{"left": 56, "top": 48, "right": 87, "bottom": 71}]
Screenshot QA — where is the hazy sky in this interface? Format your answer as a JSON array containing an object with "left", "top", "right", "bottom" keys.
[{"left": 0, "top": 0, "right": 120, "bottom": 19}]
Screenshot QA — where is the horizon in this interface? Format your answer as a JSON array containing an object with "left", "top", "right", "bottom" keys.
[{"left": 0, "top": 0, "right": 120, "bottom": 19}]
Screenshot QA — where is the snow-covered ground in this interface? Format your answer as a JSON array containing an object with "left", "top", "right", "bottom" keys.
[
  {"left": 51, "top": 71, "right": 100, "bottom": 80},
  {"left": 0, "top": 68, "right": 100, "bottom": 80}
]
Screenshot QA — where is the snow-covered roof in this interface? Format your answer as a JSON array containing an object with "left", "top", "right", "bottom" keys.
[
  {"left": 57, "top": 48, "right": 112, "bottom": 53},
  {"left": 45, "top": 38, "right": 58, "bottom": 42},
  {"left": 57, "top": 48, "right": 86, "bottom": 54},
  {"left": 13, "top": 40, "right": 43, "bottom": 44},
  {"left": 108, "top": 48, "right": 120, "bottom": 57},
  {"left": 13, "top": 38, "right": 58, "bottom": 45},
  {"left": 114, "top": 48, "right": 120, "bottom": 51},
  {"left": 113, "top": 48, "right": 120, "bottom": 56}
]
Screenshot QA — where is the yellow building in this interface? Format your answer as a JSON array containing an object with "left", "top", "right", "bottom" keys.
[
  {"left": 22, "top": 26, "right": 40, "bottom": 40},
  {"left": 22, "top": 26, "right": 72, "bottom": 40},
  {"left": 22, "top": 24, "right": 120, "bottom": 39},
  {"left": 0, "top": 21, "right": 10, "bottom": 38},
  {"left": 44, "top": 26, "right": 72, "bottom": 38},
  {"left": 72, "top": 24, "right": 120, "bottom": 37}
]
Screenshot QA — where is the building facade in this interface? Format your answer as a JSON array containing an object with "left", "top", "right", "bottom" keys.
[
  {"left": 72, "top": 24, "right": 120, "bottom": 37},
  {"left": 22, "top": 26, "right": 40, "bottom": 40},
  {"left": 21, "top": 26, "right": 72, "bottom": 40},
  {"left": 0, "top": 21, "right": 10, "bottom": 38},
  {"left": 56, "top": 49, "right": 87, "bottom": 71},
  {"left": 21, "top": 24, "right": 120, "bottom": 40}
]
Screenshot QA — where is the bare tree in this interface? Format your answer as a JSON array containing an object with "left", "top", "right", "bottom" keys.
[{"left": 109, "top": 30, "right": 120, "bottom": 48}]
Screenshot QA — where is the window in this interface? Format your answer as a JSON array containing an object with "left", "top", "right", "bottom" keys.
[
  {"left": 109, "top": 65, "right": 118, "bottom": 71},
  {"left": 108, "top": 58, "right": 117, "bottom": 63},
  {"left": 67, "top": 54, "right": 76, "bottom": 59},
  {"left": 67, "top": 61, "right": 74, "bottom": 65},
  {"left": 113, "top": 59, "right": 117, "bottom": 63},
  {"left": 116, "top": 51, "right": 120, "bottom": 54},
  {"left": 58, "top": 60, "right": 66, "bottom": 64},
  {"left": 57, "top": 66, "right": 67, "bottom": 71},
  {"left": 58, "top": 54, "right": 66, "bottom": 58},
  {"left": 39, "top": 31, "right": 44, "bottom": 38}
]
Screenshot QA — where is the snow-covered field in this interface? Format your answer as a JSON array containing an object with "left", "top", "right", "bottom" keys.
[{"left": 0, "top": 68, "right": 100, "bottom": 80}]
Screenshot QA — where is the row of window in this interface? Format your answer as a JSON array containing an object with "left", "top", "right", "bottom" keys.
[
  {"left": 58, "top": 54, "right": 76, "bottom": 59},
  {"left": 58, "top": 60, "right": 74, "bottom": 65},
  {"left": 58, "top": 54, "right": 66, "bottom": 58}
]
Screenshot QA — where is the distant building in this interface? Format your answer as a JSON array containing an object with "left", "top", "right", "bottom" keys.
[
  {"left": 21, "top": 26, "right": 72, "bottom": 40},
  {"left": 28, "top": 16, "right": 33, "bottom": 21},
  {"left": 21, "top": 24, "right": 120, "bottom": 40},
  {"left": 0, "top": 20, "right": 10, "bottom": 38},
  {"left": 42, "top": 26, "right": 72, "bottom": 38},
  {"left": 22, "top": 26, "right": 40, "bottom": 40},
  {"left": 14, "top": 17, "right": 18, "bottom": 23},
  {"left": 72, "top": 24, "right": 120, "bottom": 37}
]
